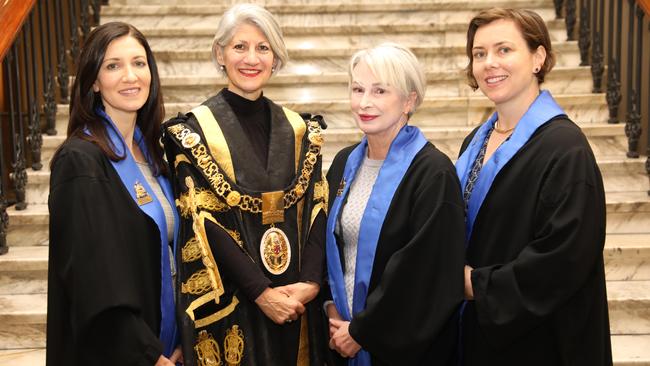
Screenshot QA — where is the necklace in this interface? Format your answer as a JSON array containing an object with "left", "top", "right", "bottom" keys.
[{"left": 493, "top": 120, "right": 515, "bottom": 134}]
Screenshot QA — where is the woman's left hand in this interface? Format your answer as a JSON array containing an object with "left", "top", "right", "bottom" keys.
[
  {"left": 275, "top": 282, "right": 320, "bottom": 305},
  {"left": 328, "top": 318, "right": 361, "bottom": 358}
]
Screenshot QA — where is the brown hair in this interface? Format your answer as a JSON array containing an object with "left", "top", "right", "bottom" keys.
[
  {"left": 53, "top": 22, "right": 166, "bottom": 175},
  {"left": 465, "top": 8, "right": 556, "bottom": 90}
]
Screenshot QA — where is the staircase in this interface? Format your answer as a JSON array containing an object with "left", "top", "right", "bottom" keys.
[{"left": 1, "top": 0, "right": 649, "bottom": 364}]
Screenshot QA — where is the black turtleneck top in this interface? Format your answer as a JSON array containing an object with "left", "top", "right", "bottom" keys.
[
  {"left": 221, "top": 88, "right": 271, "bottom": 167},
  {"left": 204, "top": 88, "right": 326, "bottom": 303}
]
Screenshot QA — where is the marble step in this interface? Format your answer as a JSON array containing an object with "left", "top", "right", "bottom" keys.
[
  {"left": 24, "top": 155, "right": 646, "bottom": 206},
  {"left": 100, "top": 2, "right": 556, "bottom": 32},
  {"left": 1, "top": 231, "right": 648, "bottom": 295},
  {"left": 39, "top": 120, "right": 629, "bottom": 163},
  {"left": 612, "top": 335, "right": 650, "bottom": 366},
  {"left": 0, "top": 247, "right": 48, "bottom": 296},
  {"left": 106, "top": 0, "right": 555, "bottom": 5},
  {"left": 154, "top": 42, "right": 581, "bottom": 76},
  {"left": 55, "top": 93, "right": 610, "bottom": 133},
  {"left": 0, "top": 282, "right": 647, "bottom": 350},
  {"left": 0, "top": 349, "right": 44, "bottom": 365},
  {"left": 608, "top": 281, "right": 650, "bottom": 335},
  {"left": 0, "top": 294, "right": 46, "bottom": 349},
  {"left": 2, "top": 338, "right": 650, "bottom": 366},
  {"left": 136, "top": 18, "right": 569, "bottom": 51},
  {"left": 27, "top": 126, "right": 643, "bottom": 205},
  {"left": 605, "top": 234, "right": 650, "bottom": 281},
  {"left": 158, "top": 66, "right": 593, "bottom": 103},
  {"left": 6, "top": 191, "right": 650, "bottom": 251}
]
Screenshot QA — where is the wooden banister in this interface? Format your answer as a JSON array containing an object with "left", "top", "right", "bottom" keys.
[
  {"left": 639, "top": 0, "right": 650, "bottom": 15},
  {"left": 0, "top": 0, "right": 37, "bottom": 61}
]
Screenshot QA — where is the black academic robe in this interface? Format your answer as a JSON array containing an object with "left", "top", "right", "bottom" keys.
[
  {"left": 459, "top": 116, "right": 612, "bottom": 365},
  {"left": 326, "top": 142, "right": 466, "bottom": 366},
  {"left": 47, "top": 137, "right": 164, "bottom": 366},
  {"left": 162, "top": 92, "right": 327, "bottom": 366}
]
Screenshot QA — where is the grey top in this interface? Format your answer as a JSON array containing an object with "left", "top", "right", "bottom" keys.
[{"left": 337, "top": 156, "right": 383, "bottom": 314}]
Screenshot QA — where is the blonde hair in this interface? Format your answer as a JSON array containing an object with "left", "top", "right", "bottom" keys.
[
  {"left": 349, "top": 43, "right": 426, "bottom": 116},
  {"left": 211, "top": 3, "right": 289, "bottom": 75}
]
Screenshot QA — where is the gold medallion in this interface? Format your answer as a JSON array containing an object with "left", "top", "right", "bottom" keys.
[
  {"left": 224, "top": 325, "right": 244, "bottom": 366},
  {"left": 182, "top": 132, "right": 201, "bottom": 148},
  {"left": 226, "top": 191, "right": 241, "bottom": 207},
  {"left": 260, "top": 227, "right": 291, "bottom": 275},
  {"left": 134, "top": 181, "right": 153, "bottom": 205},
  {"left": 261, "top": 191, "right": 284, "bottom": 225},
  {"left": 195, "top": 330, "right": 222, "bottom": 366}
]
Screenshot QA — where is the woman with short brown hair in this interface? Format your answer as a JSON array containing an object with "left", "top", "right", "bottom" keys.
[{"left": 456, "top": 8, "right": 612, "bottom": 365}]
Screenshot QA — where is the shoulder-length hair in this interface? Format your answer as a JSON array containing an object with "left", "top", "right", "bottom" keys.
[
  {"left": 211, "top": 3, "right": 289, "bottom": 75},
  {"left": 55, "top": 21, "right": 166, "bottom": 175},
  {"left": 465, "top": 8, "right": 556, "bottom": 91}
]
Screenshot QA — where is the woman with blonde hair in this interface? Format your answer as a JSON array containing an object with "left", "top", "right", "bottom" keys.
[{"left": 325, "top": 43, "right": 465, "bottom": 365}]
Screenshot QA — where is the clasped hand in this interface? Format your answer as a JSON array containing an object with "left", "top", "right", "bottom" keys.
[
  {"left": 255, "top": 282, "right": 319, "bottom": 324},
  {"left": 326, "top": 304, "right": 361, "bottom": 358}
]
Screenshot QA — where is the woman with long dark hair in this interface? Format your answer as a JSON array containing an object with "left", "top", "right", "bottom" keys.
[{"left": 47, "top": 22, "right": 181, "bottom": 365}]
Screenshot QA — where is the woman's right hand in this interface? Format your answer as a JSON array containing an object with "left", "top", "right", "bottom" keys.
[
  {"left": 154, "top": 355, "right": 174, "bottom": 366},
  {"left": 255, "top": 287, "right": 306, "bottom": 324},
  {"left": 326, "top": 303, "right": 343, "bottom": 338}
]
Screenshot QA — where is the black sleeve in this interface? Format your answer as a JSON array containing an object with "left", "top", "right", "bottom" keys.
[
  {"left": 299, "top": 209, "right": 326, "bottom": 285},
  {"left": 204, "top": 220, "right": 271, "bottom": 301},
  {"left": 348, "top": 160, "right": 466, "bottom": 365},
  {"left": 471, "top": 145, "right": 607, "bottom": 346},
  {"left": 49, "top": 147, "right": 162, "bottom": 365}
]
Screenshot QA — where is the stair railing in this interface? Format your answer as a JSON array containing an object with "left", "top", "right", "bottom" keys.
[
  {"left": 555, "top": 0, "right": 650, "bottom": 195},
  {"left": 0, "top": 0, "right": 103, "bottom": 255}
]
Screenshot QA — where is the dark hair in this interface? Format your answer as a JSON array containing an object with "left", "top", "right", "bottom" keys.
[
  {"left": 465, "top": 8, "right": 556, "bottom": 91},
  {"left": 54, "top": 21, "right": 166, "bottom": 175}
]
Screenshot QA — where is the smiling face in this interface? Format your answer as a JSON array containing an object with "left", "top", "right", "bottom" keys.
[
  {"left": 216, "top": 22, "right": 275, "bottom": 100},
  {"left": 471, "top": 19, "right": 545, "bottom": 108},
  {"left": 350, "top": 60, "right": 415, "bottom": 141},
  {"left": 93, "top": 35, "right": 151, "bottom": 122}
]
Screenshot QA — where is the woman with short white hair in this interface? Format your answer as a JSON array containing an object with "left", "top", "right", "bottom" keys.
[
  {"left": 162, "top": 3, "right": 328, "bottom": 365},
  {"left": 325, "top": 43, "right": 465, "bottom": 365}
]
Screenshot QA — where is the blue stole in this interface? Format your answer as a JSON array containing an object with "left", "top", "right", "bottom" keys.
[
  {"left": 455, "top": 90, "right": 566, "bottom": 243},
  {"left": 95, "top": 108, "right": 179, "bottom": 356},
  {"left": 326, "top": 125, "right": 427, "bottom": 366}
]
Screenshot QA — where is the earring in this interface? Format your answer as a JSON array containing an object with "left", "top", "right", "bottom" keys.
[
  {"left": 534, "top": 67, "right": 540, "bottom": 73},
  {"left": 219, "top": 65, "right": 225, "bottom": 71},
  {"left": 271, "top": 67, "right": 276, "bottom": 73}
]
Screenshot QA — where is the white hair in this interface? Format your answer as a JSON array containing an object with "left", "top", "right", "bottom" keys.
[
  {"left": 349, "top": 43, "right": 426, "bottom": 116},
  {"left": 211, "top": 3, "right": 288, "bottom": 75}
]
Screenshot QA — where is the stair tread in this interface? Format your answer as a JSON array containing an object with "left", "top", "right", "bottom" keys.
[
  {"left": 132, "top": 19, "right": 567, "bottom": 35},
  {"left": 151, "top": 40, "right": 577, "bottom": 56},
  {"left": 611, "top": 335, "right": 650, "bottom": 363},
  {"left": 156, "top": 65, "right": 589, "bottom": 85},
  {"left": 0, "top": 247, "right": 48, "bottom": 271},
  {"left": 0, "top": 294, "right": 47, "bottom": 322},
  {"left": 607, "top": 280, "right": 650, "bottom": 301},
  {"left": 102, "top": 1, "right": 554, "bottom": 14}
]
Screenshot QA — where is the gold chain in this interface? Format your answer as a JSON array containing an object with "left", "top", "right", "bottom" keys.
[{"left": 168, "top": 120, "right": 322, "bottom": 214}]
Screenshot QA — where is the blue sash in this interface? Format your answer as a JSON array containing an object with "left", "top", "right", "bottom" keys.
[
  {"left": 95, "top": 108, "right": 179, "bottom": 356},
  {"left": 326, "top": 125, "right": 427, "bottom": 366},
  {"left": 455, "top": 90, "right": 566, "bottom": 242}
]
